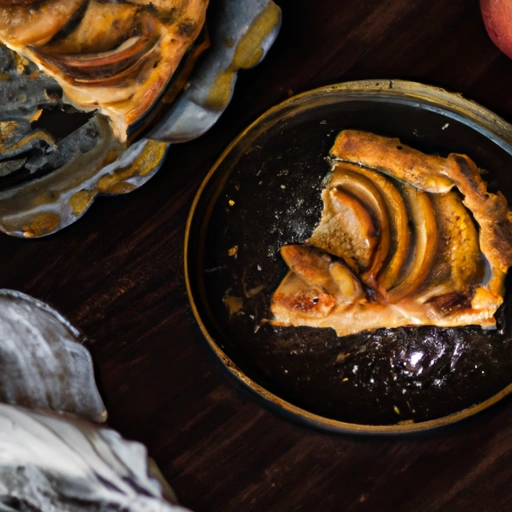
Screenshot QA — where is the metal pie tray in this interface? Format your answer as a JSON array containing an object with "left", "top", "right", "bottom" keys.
[
  {"left": 185, "top": 79, "right": 512, "bottom": 434},
  {"left": 0, "top": 0, "right": 281, "bottom": 237}
]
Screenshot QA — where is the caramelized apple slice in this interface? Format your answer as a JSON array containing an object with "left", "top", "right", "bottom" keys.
[
  {"left": 426, "top": 190, "right": 484, "bottom": 299},
  {"left": 271, "top": 271, "right": 337, "bottom": 321},
  {"left": 32, "top": 34, "right": 158, "bottom": 81},
  {"left": 309, "top": 186, "right": 379, "bottom": 273},
  {"left": 37, "top": 1, "right": 140, "bottom": 55},
  {"left": 280, "top": 244, "right": 364, "bottom": 305},
  {"left": 388, "top": 186, "right": 438, "bottom": 302},
  {"left": 0, "top": 0, "right": 86, "bottom": 46},
  {"left": 281, "top": 244, "right": 336, "bottom": 291},
  {"left": 329, "top": 260, "right": 365, "bottom": 304},
  {"left": 344, "top": 164, "right": 411, "bottom": 291},
  {"left": 329, "top": 163, "right": 391, "bottom": 293},
  {"left": 280, "top": 245, "right": 334, "bottom": 290},
  {"left": 330, "top": 130, "right": 455, "bottom": 193}
]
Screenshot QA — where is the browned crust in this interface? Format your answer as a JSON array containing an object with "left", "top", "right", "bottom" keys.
[
  {"left": 444, "top": 154, "right": 512, "bottom": 272},
  {"left": 330, "top": 130, "right": 455, "bottom": 193}
]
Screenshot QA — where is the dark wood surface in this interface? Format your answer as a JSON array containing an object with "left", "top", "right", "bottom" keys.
[{"left": 3, "top": 0, "right": 512, "bottom": 510}]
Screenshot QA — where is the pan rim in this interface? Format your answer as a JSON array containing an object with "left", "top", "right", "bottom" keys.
[{"left": 184, "top": 78, "right": 512, "bottom": 434}]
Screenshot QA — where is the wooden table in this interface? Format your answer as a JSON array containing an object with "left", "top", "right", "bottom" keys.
[{"left": 2, "top": 0, "right": 512, "bottom": 510}]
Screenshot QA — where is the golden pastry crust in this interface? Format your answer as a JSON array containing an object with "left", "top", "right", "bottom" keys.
[{"left": 330, "top": 129, "right": 455, "bottom": 193}]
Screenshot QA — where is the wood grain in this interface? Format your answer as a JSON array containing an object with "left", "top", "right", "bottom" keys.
[{"left": 2, "top": 0, "right": 512, "bottom": 510}]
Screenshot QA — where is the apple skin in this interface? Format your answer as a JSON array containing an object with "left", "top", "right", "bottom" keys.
[{"left": 481, "top": 0, "right": 512, "bottom": 58}]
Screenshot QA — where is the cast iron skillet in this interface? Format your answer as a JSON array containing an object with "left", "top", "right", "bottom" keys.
[{"left": 185, "top": 79, "right": 512, "bottom": 434}]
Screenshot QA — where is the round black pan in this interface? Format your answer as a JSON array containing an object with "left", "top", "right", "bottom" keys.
[{"left": 185, "top": 80, "right": 512, "bottom": 433}]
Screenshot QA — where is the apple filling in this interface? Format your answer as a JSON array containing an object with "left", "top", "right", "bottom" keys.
[
  {"left": 0, "top": 0, "right": 210, "bottom": 142},
  {"left": 271, "top": 130, "right": 512, "bottom": 337}
]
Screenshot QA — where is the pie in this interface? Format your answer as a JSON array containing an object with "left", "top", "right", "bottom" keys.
[
  {"left": 271, "top": 130, "right": 512, "bottom": 337},
  {"left": 0, "top": 0, "right": 210, "bottom": 141}
]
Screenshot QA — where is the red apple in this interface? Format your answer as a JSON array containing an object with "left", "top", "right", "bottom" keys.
[{"left": 481, "top": 0, "right": 512, "bottom": 58}]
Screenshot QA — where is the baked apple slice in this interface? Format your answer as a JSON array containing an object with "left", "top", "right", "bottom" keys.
[
  {"left": 280, "top": 244, "right": 363, "bottom": 305},
  {"left": 327, "top": 163, "right": 391, "bottom": 294},
  {"left": 387, "top": 185, "right": 438, "bottom": 302},
  {"left": 309, "top": 185, "right": 379, "bottom": 273},
  {"left": 0, "top": 0, "right": 86, "bottom": 45},
  {"left": 344, "top": 164, "right": 411, "bottom": 291},
  {"left": 417, "top": 190, "right": 484, "bottom": 305}
]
